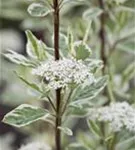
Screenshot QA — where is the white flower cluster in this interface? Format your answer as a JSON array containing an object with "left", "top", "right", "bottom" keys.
[
  {"left": 18, "top": 142, "right": 51, "bottom": 150},
  {"left": 88, "top": 102, "right": 135, "bottom": 132},
  {"left": 32, "top": 58, "right": 95, "bottom": 89}
]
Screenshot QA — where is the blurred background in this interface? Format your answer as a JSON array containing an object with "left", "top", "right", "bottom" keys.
[{"left": 0, "top": 0, "right": 135, "bottom": 150}]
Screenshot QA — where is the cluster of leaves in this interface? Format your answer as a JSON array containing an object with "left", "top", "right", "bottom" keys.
[
  {"left": 1, "top": 0, "right": 135, "bottom": 150},
  {"left": 2, "top": 25, "right": 107, "bottom": 133},
  {"left": 63, "top": 0, "right": 135, "bottom": 150}
]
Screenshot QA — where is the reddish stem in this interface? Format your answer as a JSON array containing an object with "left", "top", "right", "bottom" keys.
[{"left": 53, "top": 0, "right": 61, "bottom": 150}]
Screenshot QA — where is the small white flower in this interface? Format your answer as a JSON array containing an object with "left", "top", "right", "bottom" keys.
[
  {"left": 18, "top": 142, "right": 51, "bottom": 150},
  {"left": 88, "top": 102, "right": 135, "bottom": 132},
  {"left": 32, "top": 58, "right": 95, "bottom": 89}
]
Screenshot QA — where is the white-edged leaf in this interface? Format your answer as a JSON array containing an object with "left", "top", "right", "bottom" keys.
[
  {"left": 116, "top": 136, "right": 135, "bottom": 150},
  {"left": 62, "top": 0, "right": 84, "bottom": 5},
  {"left": 52, "top": 33, "right": 68, "bottom": 57},
  {"left": 66, "top": 143, "right": 88, "bottom": 150},
  {"left": 83, "top": 7, "right": 103, "bottom": 20},
  {"left": 58, "top": 126, "right": 73, "bottom": 136},
  {"left": 15, "top": 72, "right": 43, "bottom": 93},
  {"left": 2, "top": 104, "right": 49, "bottom": 127},
  {"left": 83, "top": 21, "right": 92, "bottom": 43},
  {"left": 28, "top": 3, "right": 53, "bottom": 17},
  {"left": 59, "top": 33, "right": 68, "bottom": 48},
  {"left": 25, "top": 30, "right": 47, "bottom": 60},
  {"left": 115, "top": 6, "right": 135, "bottom": 13},
  {"left": 26, "top": 30, "right": 39, "bottom": 58},
  {"left": 69, "top": 103, "right": 93, "bottom": 117},
  {"left": 73, "top": 41, "right": 92, "bottom": 60},
  {"left": 67, "top": 28, "right": 74, "bottom": 52},
  {"left": 3, "top": 49, "right": 34, "bottom": 67},
  {"left": 112, "top": 0, "right": 128, "bottom": 4},
  {"left": 85, "top": 59, "right": 103, "bottom": 73},
  {"left": 59, "top": 33, "right": 68, "bottom": 56},
  {"left": 87, "top": 119, "right": 102, "bottom": 138},
  {"left": 122, "top": 62, "right": 135, "bottom": 84},
  {"left": 70, "top": 76, "right": 108, "bottom": 105},
  {"left": 117, "top": 42, "right": 135, "bottom": 54},
  {"left": 37, "top": 40, "right": 47, "bottom": 60}
]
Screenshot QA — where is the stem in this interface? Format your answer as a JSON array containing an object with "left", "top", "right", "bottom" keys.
[
  {"left": 98, "top": 0, "right": 110, "bottom": 147},
  {"left": 98, "top": 0, "right": 110, "bottom": 105},
  {"left": 55, "top": 89, "right": 61, "bottom": 150},
  {"left": 61, "top": 89, "right": 73, "bottom": 115},
  {"left": 54, "top": 0, "right": 60, "bottom": 60},
  {"left": 99, "top": 0, "right": 107, "bottom": 74},
  {"left": 107, "top": 133, "right": 117, "bottom": 150},
  {"left": 53, "top": 0, "right": 61, "bottom": 150}
]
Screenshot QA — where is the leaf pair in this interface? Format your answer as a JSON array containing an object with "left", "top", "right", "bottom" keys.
[{"left": 3, "top": 30, "right": 52, "bottom": 67}]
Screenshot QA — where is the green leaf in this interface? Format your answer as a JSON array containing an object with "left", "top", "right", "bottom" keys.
[
  {"left": 122, "top": 62, "right": 135, "bottom": 84},
  {"left": 77, "top": 132, "right": 95, "bottom": 149},
  {"left": 26, "top": 30, "right": 47, "bottom": 60},
  {"left": 83, "top": 21, "right": 92, "bottom": 43},
  {"left": 26, "top": 30, "right": 39, "bottom": 58},
  {"left": 28, "top": 3, "right": 53, "bottom": 17},
  {"left": 118, "top": 23, "right": 135, "bottom": 41},
  {"left": 37, "top": 40, "right": 48, "bottom": 60},
  {"left": 111, "top": 0, "right": 128, "bottom": 4},
  {"left": 15, "top": 72, "right": 42, "bottom": 93},
  {"left": 67, "top": 28, "right": 74, "bottom": 52},
  {"left": 70, "top": 76, "right": 108, "bottom": 105},
  {"left": 52, "top": 33, "right": 68, "bottom": 57},
  {"left": 2, "top": 104, "right": 49, "bottom": 127},
  {"left": 62, "top": 0, "right": 84, "bottom": 5},
  {"left": 3, "top": 49, "right": 34, "bottom": 67},
  {"left": 83, "top": 8, "right": 103, "bottom": 20},
  {"left": 114, "top": 89, "right": 130, "bottom": 100},
  {"left": 58, "top": 126, "right": 73, "bottom": 136},
  {"left": 69, "top": 103, "right": 93, "bottom": 117},
  {"left": 115, "top": 6, "right": 135, "bottom": 13},
  {"left": 117, "top": 42, "right": 135, "bottom": 54},
  {"left": 59, "top": 33, "right": 68, "bottom": 57},
  {"left": 85, "top": 59, "right": 103, "bottom": 73},
  {"left": 60, "top": 33, "right": 68, "bottom": 48},
  {"left": 87, "top": 120, "right": 102, "bottom": 138},
  {"left": 66, "top": 143, "right": 88, "bottom": 150},
  {"left": 73, "top": 41, "right": 92, "bottom": 60},
  {"left": 116, "top": 136, "right": 135, "bottom": 150}
]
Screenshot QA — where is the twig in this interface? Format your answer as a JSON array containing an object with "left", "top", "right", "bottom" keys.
[
  {"left": 47, "top": 96, "right": 57, "bottom": 112},
  {"left": 61, "top": 89, "right": 73, "bottom": 115}
]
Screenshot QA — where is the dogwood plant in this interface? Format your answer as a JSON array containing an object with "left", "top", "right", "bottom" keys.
[{"left": 2, "top": 0, "right": 107, "bottom": 150}]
